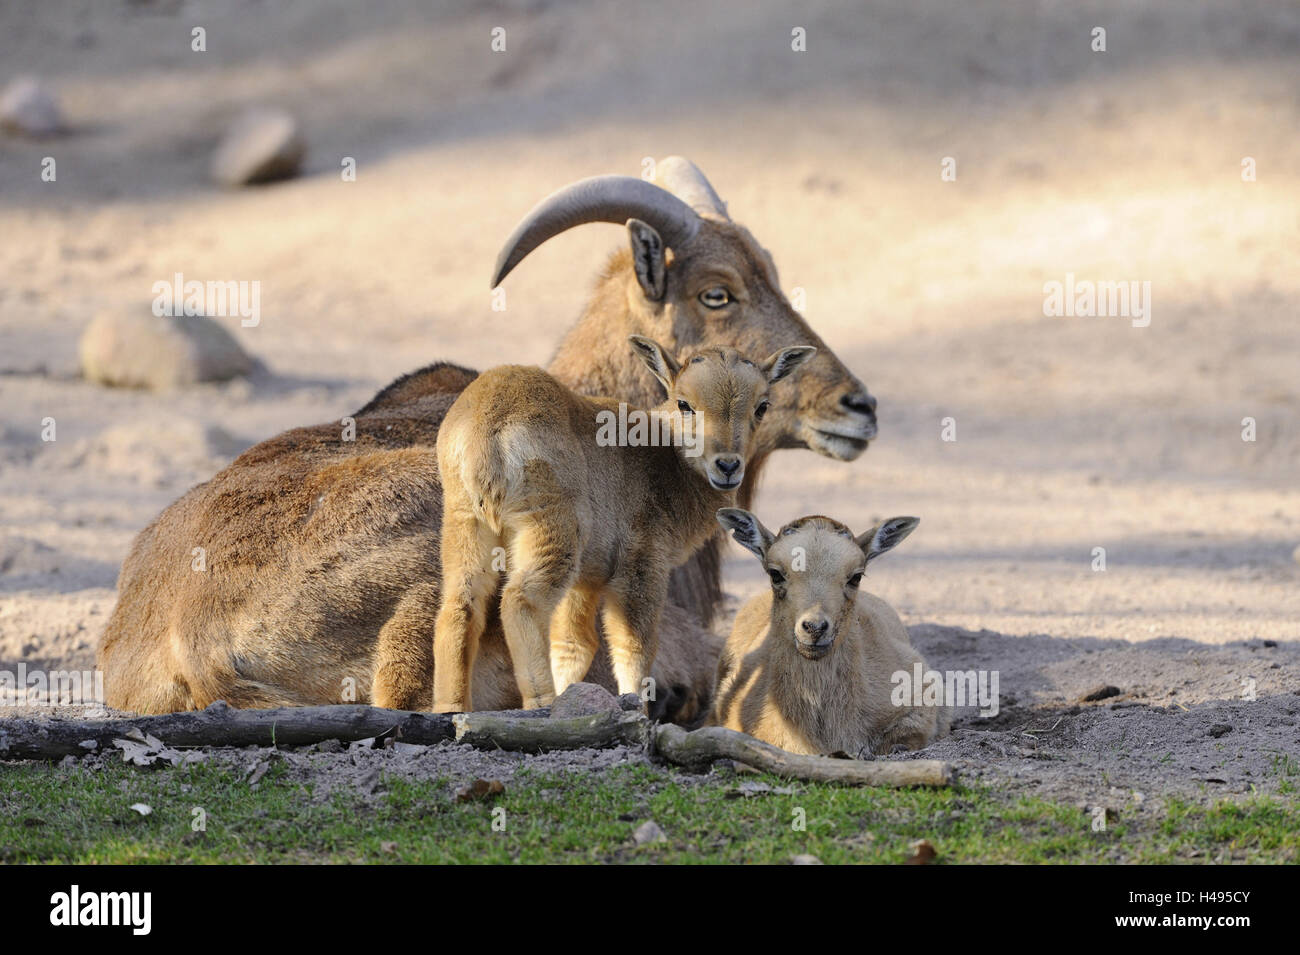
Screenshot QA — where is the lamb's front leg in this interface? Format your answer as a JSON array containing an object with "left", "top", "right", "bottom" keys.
[{"left": 601, "top": 566, "right": 668, "bottom": 709}]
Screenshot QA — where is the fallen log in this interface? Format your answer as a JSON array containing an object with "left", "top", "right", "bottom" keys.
[
  {"left": 653, "top": 724, "right": 954, "bottom": 788},
  {"left": 0, "top": 701, "right": 454, "bottom": 760},
  {"left": 452, "top": 710, "right": 652, "bottom": 753},
  {"left": 0, "top": 701, "right": 954, "bottom": 787}
]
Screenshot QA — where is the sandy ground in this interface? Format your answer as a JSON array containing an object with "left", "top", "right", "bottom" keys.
[{"left": 1, "top": 1, "right": 1298, "bottom": 807}]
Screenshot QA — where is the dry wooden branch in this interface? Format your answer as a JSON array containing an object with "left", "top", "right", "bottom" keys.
[
  {"left": 452, "top": 710, "right": 652, "bottom": 753},
  {"left": 653, "top": 724, "right": 954, "bottom": 787},
  {"left": 0, "top": 701, "right": 954, "bottom": 788},
  {"left": 0, "top": 701, "right": 454, "bottom": 760}
]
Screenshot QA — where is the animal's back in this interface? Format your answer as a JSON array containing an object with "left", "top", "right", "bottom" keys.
[
  {"left": 438, "top": 364, "right": 599, "bottom": 524},
  {"left": 98, "top": 383, "right": 461, "bottom": 713}
]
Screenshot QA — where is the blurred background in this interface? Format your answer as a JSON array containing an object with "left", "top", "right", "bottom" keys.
[{"left": 2, "top": 0, "right": 1297, "bottom": 678}]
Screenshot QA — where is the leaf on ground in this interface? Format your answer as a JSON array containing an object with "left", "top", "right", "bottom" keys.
[
  {"left": 112, "top": 733, "right": 183, "bottom": 767},
  {"left": 907, "top": 839, "right": 938, "bottom": 864},
  {"left": 453, "top": 778, "right": 505, "bottom": 803}
]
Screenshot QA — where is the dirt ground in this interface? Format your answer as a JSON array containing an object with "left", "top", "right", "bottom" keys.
[{"left": 1, "top": 1, "right": 1297, "bottom": 808}]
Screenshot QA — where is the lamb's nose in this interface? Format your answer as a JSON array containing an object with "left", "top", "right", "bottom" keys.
[
  {"left": 715, "top": 456, "right": 741, "bottom": 477},
  {"left": 841, "top": 391, "right": 877, "bottom": 415},
  {"left": 800, "top": 618, "right": 829, "bottom": 639}
]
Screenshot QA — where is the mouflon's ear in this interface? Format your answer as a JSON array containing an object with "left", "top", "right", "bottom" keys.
[
  {"left": 761, "top": 345, "right": 817, "bottom": 385},
  {"left": 856, "top": 516, "right": 920, "bottom": 563},
  {"left": 626, "top": 218, "right": 667, "bottom": 302},
  {"left": 629, "top": 335, "right": 681, "bottom": 394},
  {"left": 716, "top": 507, "right": 775, "bottom": 561}
]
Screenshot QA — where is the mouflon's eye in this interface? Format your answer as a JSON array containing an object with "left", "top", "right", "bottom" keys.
[
  {"left": 677, "top": 399, "right": 694, "bottom": 415},
  {"left": 847, "top": 572, "right": 863, "bottom": 589},
  {"left": 699, "top": 287, "right": 731, "bottom": 309},
  {"left": 767, "top": 568, "right": 787, "bottom": 587},
  {"left": 754, "top": 400, "right": 770, "bottom": 421}
]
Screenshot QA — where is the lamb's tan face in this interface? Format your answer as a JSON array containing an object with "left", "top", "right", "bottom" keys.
[
  {"left": 716, "top": 509, "right": 920, "bottom": 661},
  {"left": 630, "top": 337, "right": 816, "bottom": 492},
  {"left": 671, "top": 352, "right": 772, "bottom": 491},
  {"left": 763, "top": 525, "right": 866, "bottom": 660}
]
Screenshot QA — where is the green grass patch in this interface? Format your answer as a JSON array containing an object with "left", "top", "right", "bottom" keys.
[{"left": 1, "top": 758, "right": 1296, "bottom": 864}]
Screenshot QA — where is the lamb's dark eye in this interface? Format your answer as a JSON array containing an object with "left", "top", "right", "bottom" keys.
[
  {"left": 767, "top": 568, "right": 786, "bottom": 587},
  {"left": 699, "top": 287, "right": 731, "bottom": 309},
  {"left": 754, "top": 400, "right": 770, "bottom": 421},
  {"left": 847, "top": 573, "right": 863, "bottom": 589},
  {"left": 677, "top": 399, "right": 694, "bottom": 415}
]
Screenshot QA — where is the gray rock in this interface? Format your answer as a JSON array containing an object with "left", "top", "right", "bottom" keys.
[
  {"left": 550, "top": 681, "right": 621, "bottom": 719},
  {"left": 1, "top": 76, "right": 63, "bottom": 137},
  {"left": 80, "top": 309, "right": 254, "bottom": 391},
  {"left": 632, "top": 820, "right": 666, "bottom": 845},
  {"left": 791, "top": 854, "right": 824, "bottom": 865},
  {"left": 210, "top": 107, "right": 305, "bottom": 186}
]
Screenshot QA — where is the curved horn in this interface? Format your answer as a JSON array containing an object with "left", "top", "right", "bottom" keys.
[
  {"left": 652, "top": 156, "right": 729, "bottom": 220},
  {"left": 491, "top": 176, "right": 700, "bottom": 288}
]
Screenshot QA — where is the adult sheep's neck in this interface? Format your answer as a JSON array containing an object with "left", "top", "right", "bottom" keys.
[
  {"left": 546, "top": 249, "right": 667, "bottom": 409},
  {"left": 644, "top": 397, "right": 738, "bottom": 560}
]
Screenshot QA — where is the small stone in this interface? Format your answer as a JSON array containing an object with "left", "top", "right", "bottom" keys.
[
  {"left": 246, "top": 761, "right": 270, "bottom": 787},
  {"left": 1, "top": 76, "right": 63, "bottom": 137},
  {"left": 1263, "top": 640, "right": 1278, "bottom": 648},
  {"left": 1207, "top": 723, "right": 1232, "bottom": 738},
  {"left": 791, "top": 854, "right": 823, "bottom": 865},
  {"left": 210, "top": 107, "right": 305, "bottom": 186},
  {"left": 632, "top": 820, "right": 666, "bottom": 845},
  {"left": 617, "top": 693, "right": 643, "bottom": 712},
  {"left": 128, "top": 803, "right": 152, "bottom": 816},
  {"left": 80, "top": 308, "right": 255, "bottom": 391},
  {"left": 550, "top": 682, "right": 621, "bottom": 719}
]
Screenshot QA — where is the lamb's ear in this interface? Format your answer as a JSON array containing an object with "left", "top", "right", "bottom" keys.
[
  {"left": 762, "top": 345, "right": 817, "bottom": 384},
  {"left": 716, "top": 507, "right": 775, "bottom": 561},
  {"left": 627, "top": 218, "right": 667, "bottom": 301},
  {"left": 628, "top": 335, "right": 680, "bottom": 393},
  {"left": 856, "top": 517, "right": 919, "bottom": 563}
]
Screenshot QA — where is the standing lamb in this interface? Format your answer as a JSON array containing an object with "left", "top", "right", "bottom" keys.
[
  {"left": 711, "top": 509, "right": 950, "bottom": 756},
  {"left": 433, "top": 337, "right": 815, "bottom": 712}
]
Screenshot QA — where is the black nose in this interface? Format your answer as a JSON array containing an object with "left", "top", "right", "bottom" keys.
[
  {"left": 841, "top": 391, "right": 877, "bottom": 415},
  {"left": 801, "top": 618, "right": 829, "bottom": 638},
  {"left": 715, "top": 456, "right": 741, "bottom": 477}
]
